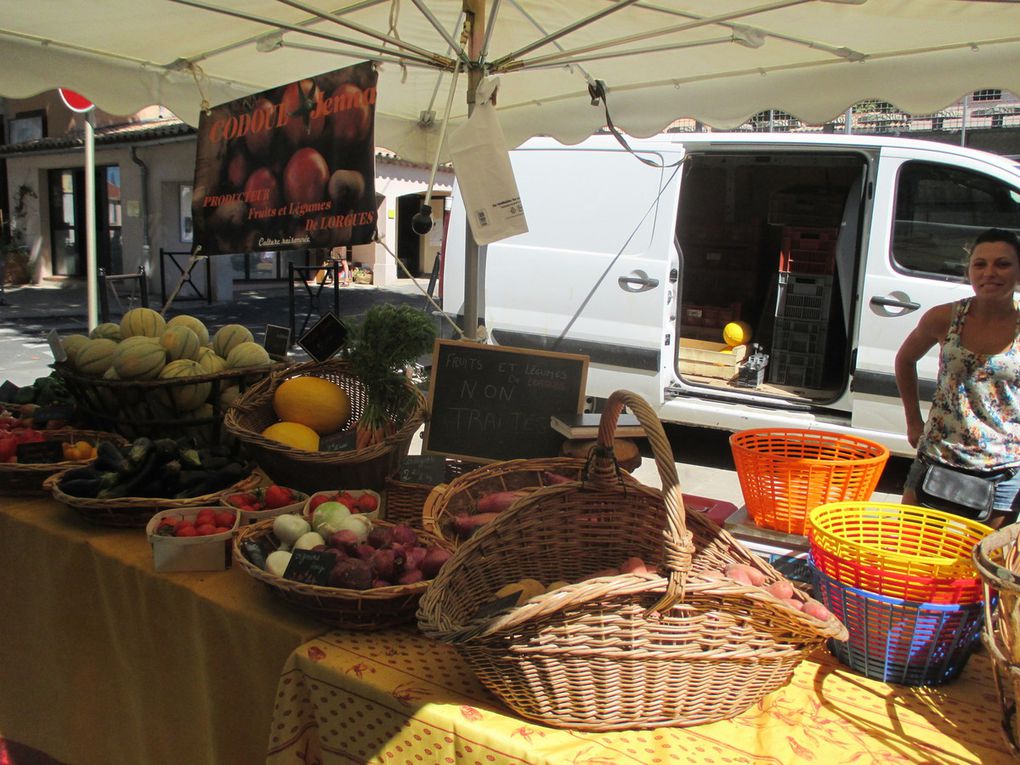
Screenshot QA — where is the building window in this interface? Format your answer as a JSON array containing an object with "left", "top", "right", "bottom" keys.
[
  {"left": 7, "top": 110, "right": 46, "bottom": 144},
  {"left": 972, "top": 89, "right": 1002, "bottom": 102}
]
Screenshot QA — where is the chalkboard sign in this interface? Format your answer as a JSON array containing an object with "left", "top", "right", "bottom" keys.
[
  {"left": 16, "top": 439, "right": 65, "bottom": 464},
  {"left": 0, "top": 380, "right": 19, "bottom": 402},
  {"left": 424, "top": 340, "right": 588, "bottom": 462},
  {"left": 264, "top": 324, "right": 291, "bottom": 361},
  {"left": 298, "top": 312, "right": 348, "bottom": 363},
  {"left": 283, "top": 549, "right": 336, "bottom": 586}
]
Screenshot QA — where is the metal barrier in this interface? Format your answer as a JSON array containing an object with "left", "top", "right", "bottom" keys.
[
  {"left": 288, "top": 261, "right": 341, "bottom": 345},
  {"left": 160, "top": 248, "right": 212, "bottom": 307},
  {"left": 99, "top": 267, "right": 148, "bottom": 322}
]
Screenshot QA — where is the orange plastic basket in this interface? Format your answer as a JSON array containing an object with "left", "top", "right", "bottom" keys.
[
  {"left": 729, "top": 428, "right": 889, "bottom": 535},
  {"left": 808, "top": 501, "right": 990, "bottom": 589}
]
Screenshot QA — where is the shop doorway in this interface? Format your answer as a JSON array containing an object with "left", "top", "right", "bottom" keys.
[
  {"left": 47, "top": 165, "right": 122, "bottom": 277},
  {"left": 396, "top": 193, "right": 448, "bottom": 278}
]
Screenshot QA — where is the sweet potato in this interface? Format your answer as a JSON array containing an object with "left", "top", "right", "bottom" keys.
[
  {"left": 542, "top": 471, "right": 573, "bottom": 485},
  {"left": 724, "top": 563, "right": 766, "bottom": 586},
  {"left": 802, "top": 599, "right": 833, "bottom": 621},
  {"left": 476, "top": 490, "right": 529, "bottom": 513},
  {"left": 765, "top": 580, "right": 795, "bottom": 600},
  {"left": 780, "top": 597, "right": 805, "bottom": 611},
  {"left": 452, "top": 511, "right": 501, "bottom": 538}
]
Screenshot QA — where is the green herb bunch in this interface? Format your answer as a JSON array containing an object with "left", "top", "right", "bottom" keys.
[{"left": 346, "top": 304, "right": 436, "bottom": 440}]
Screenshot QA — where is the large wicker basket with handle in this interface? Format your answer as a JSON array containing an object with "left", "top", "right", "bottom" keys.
[
  {"left": 223, "top": 359, "right": 425, "bottom": 494},
  {"left": 418, "top": 390, "right": 847, "bottom": 731}
]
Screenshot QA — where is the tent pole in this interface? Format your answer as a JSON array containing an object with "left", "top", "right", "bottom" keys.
[
  {"left": 84, "top": 111, "right": 99, "bottom": 332},
  {"left": 462, "top": 0, "right": 484, "bottom": 341}
]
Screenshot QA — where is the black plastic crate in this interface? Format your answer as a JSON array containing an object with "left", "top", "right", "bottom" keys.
[
  {"left": 772, "top": 316, "right": 828, "bottom": 356},
  {"left": 768, "top": 348, "right": 824, "bottom": 388},
  {"left": 775, "top": 273, "right": 833, "bottom": 322}
]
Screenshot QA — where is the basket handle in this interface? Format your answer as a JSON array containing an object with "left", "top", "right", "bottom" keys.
[
  {"left": 595, "top": 390, "right": 694, "bottom": 613},
  {"left": 421, "top": 484, "right": 449, "bottom": 537}
]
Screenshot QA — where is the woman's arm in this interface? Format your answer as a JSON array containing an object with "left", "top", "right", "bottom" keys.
[{"left": 894, "top": 305, "right": 951, "bottom": 448}]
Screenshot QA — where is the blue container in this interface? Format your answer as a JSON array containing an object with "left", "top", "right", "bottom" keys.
[{"left": 812, "top": 566, "right": 984, "bottom": 686}]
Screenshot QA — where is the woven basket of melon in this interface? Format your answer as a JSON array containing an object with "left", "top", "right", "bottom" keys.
[
  {"left": 223, "top": 305, "right": 432, "bottom": 494},
  {"left": 233, "top": 506, "right": 454, "bottom": 629},
  {"left": 52, "top": 308, "right": 284, "bottom": 445}
]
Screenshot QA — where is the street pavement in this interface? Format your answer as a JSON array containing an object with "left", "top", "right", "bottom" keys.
[{"left": 0, "top": 275, "right": 909, "bottom": 515}]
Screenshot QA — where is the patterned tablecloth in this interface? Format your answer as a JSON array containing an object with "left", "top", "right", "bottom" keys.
[{"left": 267, "top": 627, "right": 1014, "bottom": 765}]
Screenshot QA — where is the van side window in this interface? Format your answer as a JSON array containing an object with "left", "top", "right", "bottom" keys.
[{"left": 892, "top": 161, "right": 1020, "bottom": 279}]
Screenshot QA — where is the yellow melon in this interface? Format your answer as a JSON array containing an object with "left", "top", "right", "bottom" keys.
[
  {"left": 75, "top": 338, "right": 119, "bottom": 376},
  {"left": 212, "top": 324, "right": 254, "bottom": 358},
  {"left": 166, "top": 314, "right": 210, "bottom": 346},
  {"left": 272, "top": 376, "right": 351, "bottom": 434},
  {"left": 723, "top": 320, "right": 752, "bottom": 347},
  {"left": 120, "top": 307, "right": 166, "bottom": 339},
  {"left": 226, "top": 341, "right": 271, "bottom": 369},
  {"left": 160, "top": 325, "right": 202, "bottom": 362},
  {"left": 262, "top": 421, "right": 320, "bottom": 451}
]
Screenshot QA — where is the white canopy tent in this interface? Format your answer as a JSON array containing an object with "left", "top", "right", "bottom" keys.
[{"left": 2, "top": 0, "right": 1019, "bottom": 332}]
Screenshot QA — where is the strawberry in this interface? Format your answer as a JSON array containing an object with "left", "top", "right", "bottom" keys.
[{"left": 264, "top": 485, "right": 294, "bottom": 509}]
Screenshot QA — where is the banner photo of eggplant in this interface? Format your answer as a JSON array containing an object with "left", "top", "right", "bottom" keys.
[{"left": 191, "top": 61, "right": 378, "bottom": 255}]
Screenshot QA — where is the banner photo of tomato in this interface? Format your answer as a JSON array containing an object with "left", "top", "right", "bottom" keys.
[{"left": 192, "top": 62, "right": 378, "bottom": 255}]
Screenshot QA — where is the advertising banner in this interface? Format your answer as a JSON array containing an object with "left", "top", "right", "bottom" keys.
[{"left": 192, "top": 62, "right": 378, "bottom": 255}]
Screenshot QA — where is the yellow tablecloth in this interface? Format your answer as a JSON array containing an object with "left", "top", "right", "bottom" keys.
[
  {"left": 267, "top": 628, "right": 1015, "bottom": 765},
  {"left": 0, "top": 495, "right": 328, "bottom": 765}
]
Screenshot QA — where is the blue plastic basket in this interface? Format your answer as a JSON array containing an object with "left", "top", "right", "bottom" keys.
[{"left": 812, "top": 565, "right": 984, "bottom": 686}]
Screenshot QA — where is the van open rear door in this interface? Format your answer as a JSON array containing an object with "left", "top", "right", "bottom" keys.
[{"left": 444, "top": 138, "right": 682, "bottom": 403}]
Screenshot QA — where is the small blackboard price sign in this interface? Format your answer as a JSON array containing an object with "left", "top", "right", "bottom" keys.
[
  {"left": 298, "top": 312, "right": 348, "bottom": 363},
  {"left": 319, "top": 430, "right": 358, "bottom": 452},
  {"left": 0, "top": 380, "right": 19, "bottom": 403},
  {"left": 47, "top": 329, "right": 68, "bottom": 363},
  {"left": 15, "top": 439, "right": 65, "bottom": 464},
  {"left": 397, "top": 455, "right": 449, "bottom": 486},
  {"left": 283, "top": 549, "right": 336, "bottom": 586},
  {"left": 264, "top": 324, "right": 292, "bottom": 362},
  {"left": 424, "top": 339, "right": 589, "bottom": 463}
]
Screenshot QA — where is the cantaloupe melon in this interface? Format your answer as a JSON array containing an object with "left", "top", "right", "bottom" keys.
[
  {"left": 112, "top": 336, "right": 166, "bottom": 380},
  {"left": 75, "top": 338, "right": 119, "bottom": 376},
  {"left": 89, "top": 322, "right": 123, "bottom": 342},
  {"left": 160, "top": 325, "right": 202, "bottom": 362},
  {"left": 158, "top": 359, "right": 212, "bottom": 412},
  {"left": 61, "top": 334, "right": 90, "bottom": 367},
  {"left": 196, "top": 349, "right": 228, "bottom": 375},
  {"left": 120, "top": 307, "right": 166, "bottom": 339},
  {"left": 219, "top": 385, "right": 242, "bottom": 408},
  {"left": 212, "top": 324, "right": 254, "bottom": 358},
  {"left": 226, "top": 341, "right": 271, "bottom": 369},
  {"left": 98, "top": 366, "right": 122, "bottom": 411},
  {"left": 166, "top": 314, "right": 210, "bottom": 346},
  {"left": 272, "top": 376, "right": 351, "bottom": 434}
]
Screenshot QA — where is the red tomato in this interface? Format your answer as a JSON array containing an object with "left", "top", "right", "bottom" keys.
[
  {"left": 213, "top": 527, "right": 231, "bottom": 534},
  {"left": 213, "top": 510, "right": 236, "bottom": 528},
  {"left": 356, "top": 493, "right": 378, "bottom": 513},
  {"left": 175, "top": 524, "right": 198, "bottom": 538},
  {"left": 281, "top": 80, "right": 325, "bottom": 148},
  {"left": 195, "top": 523, "right": 218, "bottom": 536},
  {"left": 244, "top": 167, "right": 281, "bottom": 213},
  {"left": 195, "top": 509, "right": 217, "bottom": 526},
  {"left": 264, "top": 485, "right": 293, "bottom": 509},
  {"left": 283, "top": 148, "right": 329, "bottom": 206}
]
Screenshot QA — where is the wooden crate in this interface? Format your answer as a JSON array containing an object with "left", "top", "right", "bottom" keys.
[{"left": 679, "top": 338, "right": 748, "bottom": 379}]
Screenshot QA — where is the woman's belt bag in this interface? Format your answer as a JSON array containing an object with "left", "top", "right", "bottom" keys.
[{"left": 916, "top": 462, "right": 1002, "bottom": 521}]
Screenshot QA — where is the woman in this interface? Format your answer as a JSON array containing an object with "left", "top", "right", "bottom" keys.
[{"left": 895, "top": 228, "right": 1020, "bottom": 526}]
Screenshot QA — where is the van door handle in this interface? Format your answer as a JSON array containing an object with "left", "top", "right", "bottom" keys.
[
  {"left": 619, "top": 272, "right": 659, "bottom": 292},
  {"left": 870, "top": 295, "right": 920, "bottom": 311}
]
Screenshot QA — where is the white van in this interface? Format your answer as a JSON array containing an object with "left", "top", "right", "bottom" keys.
[{"left": 441, "top": 133, "right": 1020, "bottom": 457}]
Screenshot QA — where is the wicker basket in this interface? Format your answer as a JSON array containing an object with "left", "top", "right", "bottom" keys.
[
  {"left": 383, "top": 456, "right": 481, "bottom": 526},
  {"left": 730, "top": 428, "right": 889, "bottom": 535},
  {"left": 53, "top": 360, "right": 280, "bottom": 445},
  {"left": 417, "top": 390, "right": 848, "bottom": 731},
  {"left": 420, "top": 457, "right": 616, "bottom": 546},
  {"left": 973, "top": 524, "right": 1020, "bottom": 755},
  {"left": 223, "top": 359, "right": 425, "bottom": 495},
  {"left": 0, "top": 428, "right": 128, "bottom": 495},
  {"left": 43, "top": 467, "right": 261, "bottom": 528},
  {"left": 233, "top": 518, "right": 454, "bottom": 629}
]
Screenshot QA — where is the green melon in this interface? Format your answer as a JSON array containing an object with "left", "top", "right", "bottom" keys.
[
  {"left": 196, "top": 348, "right": 228, "bottom": 375},
  {"left": 158, "top": 359, "right": 212, "bottom": 412},
  {"left": 120, "top": 307, "right": 166, "bottom": 339},
  {"left": 226, "top": 341, "right": 271, "bottom": 369},
  {"left": 112, "top": 336, "right": 166, "bottom": 380},
  {"left": 160, "top": 325, "right": 202, "bottom": 362},
  {"left": 61, "top": 334, "right": 90, "bottom": 367},
  {"left": 212, "top": 324, "right": 254, "bottom": 358},
  {"left": 166, "top": 314, "right": 210, "bottom": 346},
  {"left": 75, "top": 338, "right": 119, "bottom": 376},
  {"left": 219, "top": 385, "right": 243, "bottom": 408},
  {"left": 89, "top": 322, "right": 123, "bottom": 342}
]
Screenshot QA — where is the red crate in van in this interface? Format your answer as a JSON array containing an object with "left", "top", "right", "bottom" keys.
[{"left": 779, "top": 227, "right": 838, "bottom": 275}]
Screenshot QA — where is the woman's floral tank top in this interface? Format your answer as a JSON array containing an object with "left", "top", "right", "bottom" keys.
[{"left": 919, "top": 298, "right": 1020, "bottom": 471}]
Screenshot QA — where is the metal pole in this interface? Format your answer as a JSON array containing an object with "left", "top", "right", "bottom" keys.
[
  {"left": 462, "top": 0, "right": 484, "bottom": 341},
  {"left": 960, "top": 93, "right": 969, "bottom": 147},
  {"left": 84, "top": 112, "right": 99, "bottom": 331}
]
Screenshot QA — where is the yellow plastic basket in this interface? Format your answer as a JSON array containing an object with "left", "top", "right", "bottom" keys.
[{"left": 808, "top": 501, "right": 991, "bottom": 585}]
